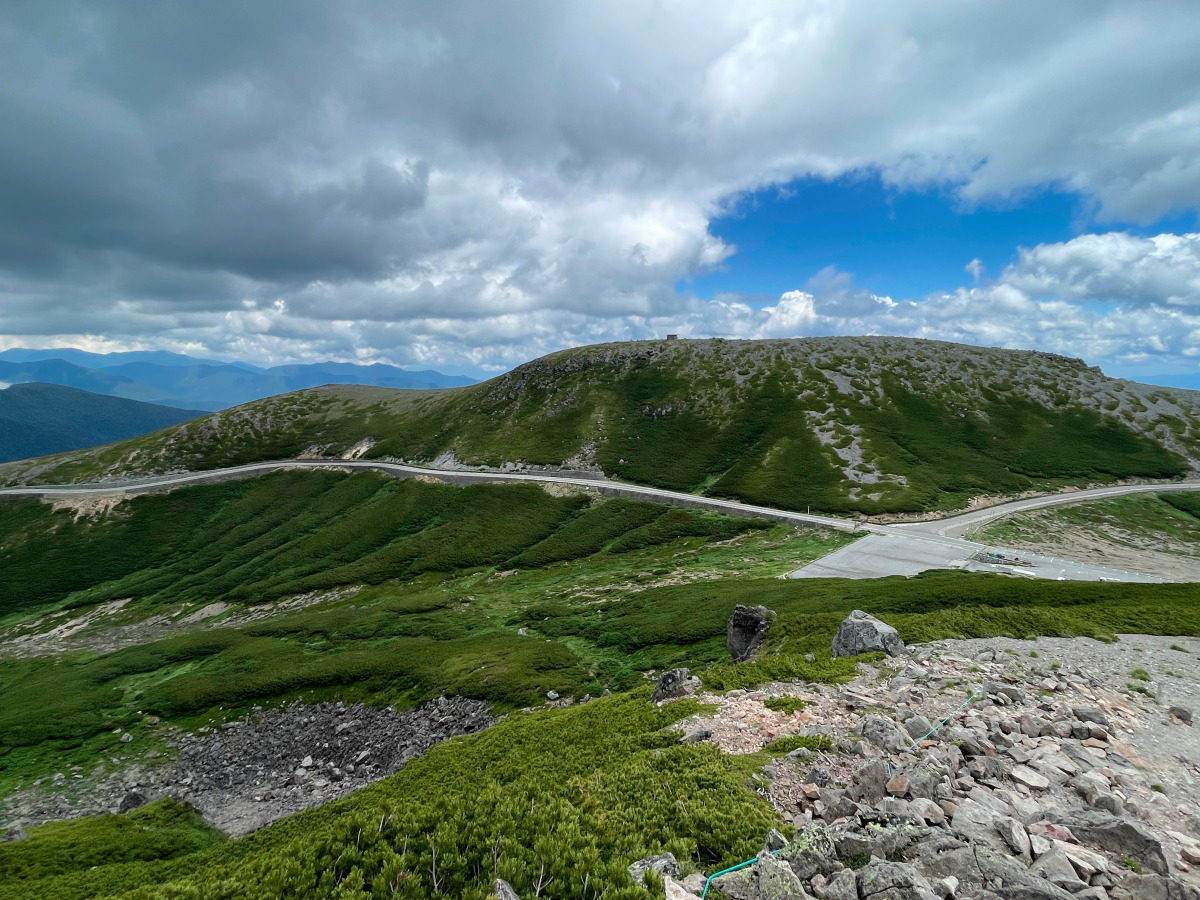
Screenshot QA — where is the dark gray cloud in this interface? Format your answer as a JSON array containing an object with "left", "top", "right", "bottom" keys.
[{"left": 1, "top": 1, "right": 1200, "bottom": 372}]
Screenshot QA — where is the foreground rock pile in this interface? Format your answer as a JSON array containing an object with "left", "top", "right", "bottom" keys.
[
  {"left": 170, "top": 696, "right": 494, "bottom": 834},
  {"left": 2, "top": 696, "right": 494, "bottom": 837},
  {"left": 671, "top": 630, "right": 1200, "bottom": 900}
]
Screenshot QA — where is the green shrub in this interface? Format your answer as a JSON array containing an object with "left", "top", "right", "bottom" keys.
[
  {"left": 0, "top": 798, "right": 224, "bottom": 882},
  {"left": 762, "top": 696, "right": 808, "bottom": 714},
  {"left": 762, "top": 734, "right": 833, "bottom": 755}
]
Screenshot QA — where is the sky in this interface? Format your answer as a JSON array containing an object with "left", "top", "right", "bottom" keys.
[{"left": 2, "top": 2, "right": 1200, "bottom": 381}]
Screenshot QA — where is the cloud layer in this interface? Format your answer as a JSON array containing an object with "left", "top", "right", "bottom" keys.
[{"left": 2, "top": 2, "right": 1200, "bottom": 373}]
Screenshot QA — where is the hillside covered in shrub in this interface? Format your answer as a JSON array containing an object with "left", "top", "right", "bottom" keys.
[{"left": 5, "top": 338, "right": 1198, "bottom": 514}]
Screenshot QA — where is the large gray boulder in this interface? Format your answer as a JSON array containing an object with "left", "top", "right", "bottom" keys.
[
  {"left": 629, "top": 852, "right": 681, "bottom": 887},
  {"left": 492, "top": 879, "right": 521, "bottom": 900},
  {"left": 859, "top": 715, "right": 911, "bottom": 754},
  {"left": 1052, "top": 809, "right": 1169, "bottom": 876},
  {"left": 651, "top": 668, "right": 701, "bottom": 702},
  {"left": 780, "top": 822, "right": 840, "bottom": 881},
  {"left": 856, "top": 860, "right": 939, "bottom": 900},
  {"left": 1111, "top": 874, "right": 1200, "bottom": 900},
  {"left": 831, "top": 610, "right": 904, "bottom": 658},
  {"left": 727, "top": 605, "right": 775, "bottom": 662}
]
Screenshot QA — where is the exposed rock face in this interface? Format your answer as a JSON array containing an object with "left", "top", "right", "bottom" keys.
[
  {"left": 831, "top": 609, "right": 905, "bottom": 658},
  {"left": 492, "top": 878, "right": 521, "bottom": 900},
  {"left": 629, "top": 852, "right": 681, "bottom": 887},
  {"left": 653, "top": 667, "right": 702, "bottom": 702},
  {"left": 118, "top": 790, "right": 148, "bottom": 813},
  {"left": 727, "top": 605, "right": 775, "bottom": 662}
]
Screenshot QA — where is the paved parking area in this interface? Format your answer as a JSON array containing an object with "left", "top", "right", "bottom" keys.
[{"left": 787, "top": 532, "right": 1166, "bottom": 583}]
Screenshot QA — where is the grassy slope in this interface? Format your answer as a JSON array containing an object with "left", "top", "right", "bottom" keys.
[
  {"left": 5, "top": 338, "right": 1198, "bottom": 514},
  {"left": 0, "top": 799, "right": 224, "bottom": 883},
  {"left": 0, "top": 471, "right": 835, "bottom": 789},
  {"left": 4, "top": 470, "right": 1200, "bottom": 897},
  {"left": 973, "top": 491, "right": 1200, "bottom": 559},
  {"left": 6, "top": 572, "right": 1200, "bottom": 899}
]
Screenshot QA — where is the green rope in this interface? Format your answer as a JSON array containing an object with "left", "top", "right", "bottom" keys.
[
  {"left": 907, "top": 687, "right": 982, "bottom": 749},
  {"left": 700, "top": 849, "right": 783, "bottom": 899}
]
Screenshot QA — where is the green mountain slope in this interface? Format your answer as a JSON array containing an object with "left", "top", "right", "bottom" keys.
[
  {"left": 4, "top": 338, "right": 1198, "bottom": 513},
  {"left": 0, "top": 383, "right": 203, "bottom": 463}
]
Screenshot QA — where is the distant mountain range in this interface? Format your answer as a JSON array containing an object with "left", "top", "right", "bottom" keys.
[
  {"left": 0, "top": 382, "right": 205, "bottom": 463},
  {"left": 0, "top": 349, "right": 475, "bottom": 410}
]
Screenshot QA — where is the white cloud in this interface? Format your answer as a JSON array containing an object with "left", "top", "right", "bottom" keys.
[
  {"left": 1, "top": 3, "right": 1200, "bottom": 373},
  {"left": 1002, "top": 232, "right": 1200, "bottom": 307}
]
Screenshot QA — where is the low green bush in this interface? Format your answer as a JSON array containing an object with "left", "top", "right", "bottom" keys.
[
  {"left": 0, "top": 798, "right": 224, "bottom": 883},
  {"left": 762, "top": 696, "right": 809, "bottom": 714},
  {"left": 762, "top": 734, "right": 833, "bottom": 755}
]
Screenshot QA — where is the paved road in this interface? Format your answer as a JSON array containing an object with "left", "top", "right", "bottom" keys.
[
  {"left": 896, "top": 480, "right": 1200, "bottom": 538},
  {"left": 1, "top": 460, "right": 1192, "bottom": 584},
  {"left": 0, "top": 459, "right": 857, "bottom": 531}
]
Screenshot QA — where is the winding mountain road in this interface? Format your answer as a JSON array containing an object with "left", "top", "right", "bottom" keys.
[
  {"left": 1, "top": 459, "right": 1196, "bottom": 584},
  {"left": 896, "top": 481, "right": 1200, "bottom": 538}
]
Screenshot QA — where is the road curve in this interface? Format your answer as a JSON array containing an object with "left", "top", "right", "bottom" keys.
[
  {"left": 0, "top": 458, "right": 862, "bottom": 532},
  {"left": 896, "top": 480, "right": 1200, "bottom": 538},
  {"left": 2, "top": 460, "right": 1193, "bottom": 583}
]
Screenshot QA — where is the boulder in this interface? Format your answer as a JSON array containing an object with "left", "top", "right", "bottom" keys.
[
  {"left": 904, "top": 716, "right": 933, "bottom": 741},
  {"left": 780, "top": 822, "right": 840, "bottom": 880},
  {"left": 492, "top": 879, "right": 521, "bottom": 900},
  {"left": 1071, "top": 706, "right": 1111, "bottom": 731},
  {"left": 1029, "top": 848, "right": 1086, "bottom": 889},
  {"left": 727, "top": 605, "right": 775, "bottom": 661},
  {"left": 1053, "top": 809, "right": 1168, "bottom": 876},
  {"left": 846, "top": 760, "right": 891, "bottom": 806},
  {"left": 814, "top": 869, "right": 858, "bottom": 900},
  {"left": 831, "top": 610, "right": 904, "bottom": 658},
  {"left": 756, "top": 852, "right": 809, "bottom": 899},
  {"left": 118, "top": 790, "right": 149, "bottom": 813},
  {"left": 860, "top": 715, "right": 911, "bottom": 754},
  {"left": 664, "top": 876, "right": 703, "bottom": 900},
  {"left": 855, "top": 859, "right": 939, "bottom": 900},
  {"left": 629, "top": 852, "right": 681, "bottom": 887},
  {"left": 652, "top": 668, "right": 701, "bottom": 702},
  {"left": 1111, "top": 874, "right": 1200, "bottom": 900},
  {"left": 994, "top": 816, "right": 1032, "bottom": 858}
]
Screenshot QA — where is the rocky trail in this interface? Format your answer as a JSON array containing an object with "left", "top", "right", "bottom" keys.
[{"left": 638, "top": 616, "right": 1200, "bottom": 900}]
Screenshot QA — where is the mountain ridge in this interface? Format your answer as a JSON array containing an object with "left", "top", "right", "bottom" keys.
[
  {"left": 0, "top": 383, "right": 205, "bottom": 463},
  {"left": 0, "top": 350, "right": 474, "bottom": 410},
  {"left": 3, "top": 337, "right": 1198, "bottom": 514}
]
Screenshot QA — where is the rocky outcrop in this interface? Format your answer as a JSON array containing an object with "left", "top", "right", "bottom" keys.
[
  {"left": 727, "top": 605, "right": 775, "bottom": 661},
  {"left": 653, "top": 667, "right": 702, "bottom": 702},
  {"left": 629, "top": 852, "right": 681, "bottom": 886},
  {"left": 666, "top": 632, "right": 1200, "bottom": 900},
  {"left": 831, "top": 609, "right": 905, "bottom": 658}
]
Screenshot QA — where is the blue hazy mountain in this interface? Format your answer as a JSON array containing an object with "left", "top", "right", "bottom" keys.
[
  {"left": 0, "top": 350, "right": 476, "bottom": 410},
  {"left": 0, "top": 382, "right": 205, "bottom": 463}
]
